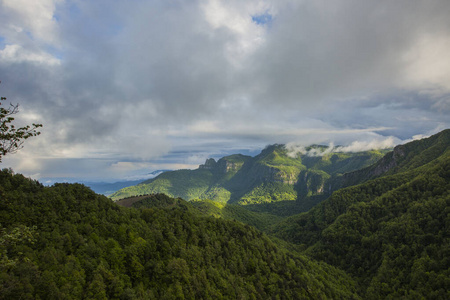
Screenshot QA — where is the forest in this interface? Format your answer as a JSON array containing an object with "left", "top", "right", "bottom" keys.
[
  {"left": 0, "top": 129, "right": 449, "bottom": 299},
  {"left": 0, "top": 169, "right": 359, "bottom": 299}
]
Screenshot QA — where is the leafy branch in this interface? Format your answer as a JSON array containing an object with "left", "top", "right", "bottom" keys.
[{"left": 0, "top": 96, "right": 42, "bottom": 162}]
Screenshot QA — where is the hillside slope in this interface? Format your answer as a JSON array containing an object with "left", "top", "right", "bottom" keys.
[
  {"left": 110, "top": 145, "right": 386, "bottom": 213},
  {"left": 270, "top": 129, "right": 450, "bottom": 298},
  {"left": 0, "top": 169, "right": 360, "bottom": 299}
]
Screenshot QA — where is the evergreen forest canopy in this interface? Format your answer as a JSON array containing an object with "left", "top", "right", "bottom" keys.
[
  {"left": 0, "top": 170, "right": 359, "bottom": 299},
  {"left": 0, "top": 128, "right": 449, "bottom": 299}
]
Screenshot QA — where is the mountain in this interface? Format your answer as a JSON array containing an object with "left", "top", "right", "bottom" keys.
[
  {"left": 81, "top": 170, "right": 172, "bottom": 195},
  {"left": 110, "top": 145, "right": 387, "bottom": 214},
  {"left": 0, "top": 169, "right": 359, "bottom": 299},
  {"left": 338, "top": 130, "right": 450, "bottom": 188},
  {"left": 81, "top": 180, "right": 144, "bottom": 196},
  {"left": 269, "top": 129, "right": 450, "bottom": 298},
  {"left": 116, "top": 194, "right": 284, "bottom": 232},
  {"left": 2, "top": 129, "right": 449, "bottom": 299}
]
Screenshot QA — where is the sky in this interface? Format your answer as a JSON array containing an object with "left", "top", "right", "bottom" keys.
[{"left": 0, "top": 0, "right": 449, "bottom": 183}]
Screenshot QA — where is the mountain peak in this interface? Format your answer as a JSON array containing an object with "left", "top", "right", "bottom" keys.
[{"left": 199, "top": 158, "right": 217, "bottom": 170}]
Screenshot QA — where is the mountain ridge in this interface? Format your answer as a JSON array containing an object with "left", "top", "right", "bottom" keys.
[
  {"left": 110, "top": 143, "right": 388, "bottom": 210},
  {"left": 268, "top": 129, "right": 450, "bottom": 298},
  {"left": 339, "top": 129, "right": 450, "bottom": 188}
]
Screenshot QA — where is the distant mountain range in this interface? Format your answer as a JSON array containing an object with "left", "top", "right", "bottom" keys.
[
  {"left": 81, "top": 170, "right": 171, "bottom": 195},
  {"left": 81, "top": 180, "right": 145, "bottom": 196},
  {"left": 110, "top": 144, "right": 390, "bottom": 212}
]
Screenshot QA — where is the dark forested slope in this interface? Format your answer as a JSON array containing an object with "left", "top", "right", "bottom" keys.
[
  {"left": 0, "top": 169, "right": 359, "bottom": 299},
  {"left": 270, "top": 130, "right": 450, "bottom": 298}
]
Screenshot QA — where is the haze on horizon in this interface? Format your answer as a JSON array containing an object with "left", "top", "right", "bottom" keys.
[{"left": 1, "top": 0, "right": 449, "bottom": 183}]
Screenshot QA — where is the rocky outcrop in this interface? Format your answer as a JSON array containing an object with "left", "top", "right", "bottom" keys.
[
  {"left": 370, "top": 144, "right": 405, "bottom": 177},
  {"left": 199, "top": 158, "right": 217, "bottom": 170},
  {"left": 249, "top": 163, "right": 299, "bottom": 185},
  {"left": 216, "top": 159, "right": 243, "bottom": 174},
  {"left": 339, "top": 144, "right": 406, "bottom": 189},
  {"left": 297, "top": 170, "right": 329, "bottom": 196}
]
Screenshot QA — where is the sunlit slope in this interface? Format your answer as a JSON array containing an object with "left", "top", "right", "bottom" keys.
[
  {"left": 109, "top": 168, "right": 215, "bottom": 201},
  {"left": 270, "top": 129, "right": 450, "bottom": 298},
  {"left": 110, "top": 145, "right": 386, "bottom": 208}
]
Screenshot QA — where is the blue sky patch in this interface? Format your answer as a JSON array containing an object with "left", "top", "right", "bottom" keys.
[{"left": 252, "top": 13, "right": 272, "bottom": 25}]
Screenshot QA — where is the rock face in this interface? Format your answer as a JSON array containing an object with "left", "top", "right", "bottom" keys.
[
  {"left": 339, "top": 144, "right": 407, "bottom": 188},
  {"left": 297, "top": 170, "right": 330, "bottom": 197},
  {"left": 199, "top": 158, "right": 217, "bottom": 170},
  {"left": 216, "top": 159, "right": 243, "bottom": 174},
  {"left": 370, "top": 144, "right": 406, "bottom": 177},
  {"left": 265, "top": 167, "right": 298, "bottom": 185},
  {"left": 200, "top": 155, "right": 249, "bottom": 174}
]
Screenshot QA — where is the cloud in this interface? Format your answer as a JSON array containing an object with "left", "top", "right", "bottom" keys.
[
  {"left": 1, "top": 0, "right": 449, "bottom": 181},
  {"left": 0, "top": 44, "right": 60, "bottom": 66},
  {"left": 335, "top": 137, "right": 399, "bottom": 153},
  {"left": 246, "top": 0, "right": 450, "bottom": 108},
  {"left": 1, "top": 0, "right": 61, "bottom": 43},
  {"left": 286, "top": 135, "right": 401, "bottom": 158}
]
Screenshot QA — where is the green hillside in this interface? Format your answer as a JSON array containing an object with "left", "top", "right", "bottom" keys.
[
  {"left": 0, "top": 169, "right": 359, "bottom": 299},
  {"left": 189, "top": 199, "right": 284, "bottom": 232},
  {"left": 270, "top": 129, "right": 450, "bottom": 298},
  {"left": 339, "top": 129, "right": 450, "bottom": 188},
  {"left": 2, "top": 130, "right": 449, "bottom": 299},
  {"left": 110, "top": 144, "right": 387, "bottom": 212}
]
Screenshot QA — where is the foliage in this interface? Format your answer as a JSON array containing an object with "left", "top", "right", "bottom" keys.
[
  {"left": 239, "top": 182, "right": 297, "bottom": 204},
  {"left": 0, "top": 95, "right": 42, "bottom": 162},
  {"left": 189, "top": 199, "right": 283, "bottom": 231},
  {"left": 110, "top": 169, "right": 213, "bottom": 201},
  {"left": 0, "top": 169, "right": 360, "bottom": 299},
  {"left": 270, "top": 131, "right": 450, "bottom": 298}
]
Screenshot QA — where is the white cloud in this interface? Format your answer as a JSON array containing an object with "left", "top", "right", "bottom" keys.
[
  {"left": 1, "top": 0, "right": 61, "bottom": 44},
  {"left": 201, "top": 0, "right": 272, "bottom": 67},
  {"left": 334, "top": 137, "right": 399, "bottom": 153},
  {"left": 402, "top": 34, "right": 450, "bottom": 90},
  {"left": 1, "top": 0, "right": 449, "bottom": 182},
  {"left": 286, "top": 135, "right": 401, "bottom": 157},
  {"left": 0, "top": 44, "right": 60, "bottom": 65}
]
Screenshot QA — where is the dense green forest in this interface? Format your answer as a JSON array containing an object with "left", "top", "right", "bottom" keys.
[
  {"left": 0, "top": 170, "right": 359, "bottom": 299},
  {"left": 1, "top": 129, "right": 449, "bottom": 299},
  {"left": 270, "top": 130, "right": 450, "bottom": 298}
]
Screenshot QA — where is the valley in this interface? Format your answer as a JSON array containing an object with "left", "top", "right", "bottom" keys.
[{"left": 1, "top": 129, "right": 449, "bottom": 299}]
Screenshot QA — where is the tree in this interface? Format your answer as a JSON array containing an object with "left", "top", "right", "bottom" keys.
[{"left": 0, "top": 86, "right": 42, "bottom": 162}]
